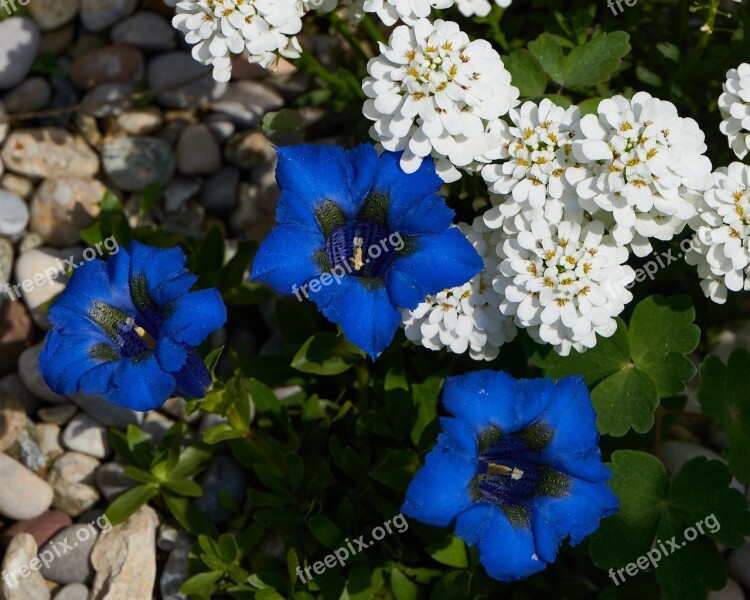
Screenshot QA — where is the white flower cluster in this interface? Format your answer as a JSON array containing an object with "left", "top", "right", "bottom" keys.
[
  {"left": 363, "top": 0, "right": 512, "bottom": 25},
  {"left": 719, "top": 63, "right": 750, "bottom": 160},
  {"left": 402, "top": 221, "right": 516, "bottom": 360},
  {"left": 167, "top": 0, "right": 305, "bottom": 81},
  {"left": 686, "top": 163, "right": 750, "bottom": 304},
  {"left": 496, "top": 219, "right": 634, "bottom": 356},
  {"left": 363, "top": 18, "right": 519, "bottom": 182}
]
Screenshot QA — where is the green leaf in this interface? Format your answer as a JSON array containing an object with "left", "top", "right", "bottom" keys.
[
  {"left": 697, "top": 350, "right": 750, "bottom": 483},
  {"left": 591, "top": 367, "right": 660, "bottom": 437},
  {"left": 204, "top": 347, "right": 224, "bottom": 380},
  {"left": 248, "top": 377, "right": 280, "bottom": 416},
  {"left": 528, "top": 33, "right": 566, "bottom": 83},
  {"left": 578, "top": 97, "right": 603, "bottom": 115},
  {"left": 163, "top": 478, "right": 203, "bottom": 497},
  {"left": 179, "top": 571, "right": 224, "bottom": 596},
  {"left": 291, "top": 333, "right": 364, "bottom": 375},
  {"left": 563, "top": 31, "right": 630, "bottom": 88},
  {"left": 410, "top": 381, "right": 440, "bottom": 446},
  {"left": 163, "top": 493, "right": 219, "bottom": 537},
  {"left": 105, "top": 483, "right": 159, "bottom": 525},
  {"left": 503, "top": 49, "right": 547, "bottom": 97},
  {"left": 370, "top": 450, "right": 420, "bottom": 491},
  {"left": 138, "top": 183, "right": 161, "bottom": 220},
  {"left": 429, "top": 571, "right": 471, "bottom": 600},
  {"left": 308, "top": 514, "right": 345, "bottom": 549},
  {"left": 591, "top": 452, "right": 750, "bottom": 600},
  {"left": 390, "top": 569, "right": 418, "bottom": 600},
  {"left": 203, "top": 424, "right": 246, "bottom": 445},
  {"left": 425, "top": 536, "right": 469, "bottom": 568}
]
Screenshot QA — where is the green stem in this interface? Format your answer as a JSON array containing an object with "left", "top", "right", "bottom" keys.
[
  {"left": 361, "top": 14, "right": 387, "bottom": 45},
  {"left": 295, "top": 50, "right": 343, "bottom": 88},
  {"left": 355, "top": 361, "right": 370, "bottom": 405},
  {"left": 330, "top": 12, "right": 370, "bottom": 62}
]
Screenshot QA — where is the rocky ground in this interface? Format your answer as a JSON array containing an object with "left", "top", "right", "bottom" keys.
[{"left": 0, "top": 1, "right": 342, "bottom": 599}]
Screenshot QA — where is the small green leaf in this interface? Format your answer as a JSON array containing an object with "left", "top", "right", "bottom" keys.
[
  {"left": 308, "top": 514, "right": 345, "bottom": 549},
  {"left": 163, "top": 493, "right": 219, "bottom": 537},
  {"left": 528, "top": 33, "right": 566, "bottom": 83},
  {"left": 291, "top": 333, "right": 364, "bottom": 375},
  {"left": 390, "top": 569, "right": 418, "bottom": 600},
  {"left": 697, "top": 350, "right": 750, "bottom": 483},
  {"left": 425, "top": 536, "right": 469, "bottom": 568},
  {"left": 163, "top": 478, "right": 203, "bottom": 497},
  {"left": 105, "top": 483, "right": 159, "bottom": 525},
  {"left": 202, "top": 424, "right": 246, "bottom": 445},
  {"left": 248, "top": 377, "right": 280, "bottom": 415},
  {"left": 179, "top": 571, "right": 224, "bottom": 596},
  {"left": 370, "top": 450, "right": 420, "bottom": 491},
  {"left": 429, "top": 571, "right": 471, "bottom": 600},
  {"left": 503, "top": 49, "right": 547, "bottom": 97},
  {"left": 563, "top": 31, "right": 630, "bottom": 88},
  {"left": 591, "top": 367, "right": 660, "bottom": 436}
]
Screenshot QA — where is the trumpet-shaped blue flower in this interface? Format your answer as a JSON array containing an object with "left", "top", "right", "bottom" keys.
[
  {"left": 402, "top": 371, "right": 618, "bottom": 582},
  {"left": 251, "top": 144, "right": 483, "bottom": 358},
  {"left": 39, "top": 242, "right": 227, "bottom": 412}
]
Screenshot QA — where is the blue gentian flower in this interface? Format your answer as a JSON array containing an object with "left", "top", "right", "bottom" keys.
[
  {"left": 402, "top": 371, "right": 618, "bottom": 582},
  {"left": 39, "top": 242, "right": 227, "bottom": 412},
  {"left": 251, "top": 144, "right": 483, "bottom": 358}
]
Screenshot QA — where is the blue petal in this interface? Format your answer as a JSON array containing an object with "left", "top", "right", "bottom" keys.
[
  {"left": 401, "top": 417, "right": 477, "bottom": 527},
  {"left": 372, "top": 151, "right": 450, "bottom": 235},
  {"left": 529, "top": 478, "right": 619, "bottom": 563},
  {"left": 455, "top": 504, "right": 546, "bottom": 582},
  {"left": 385, "top": 228, "right": 483, "bottom": 310},
  {"left": 39, "top": 330, "right": 109, "bottom": 396},
  {"left": 79, "top": 353, "right": 176, "bottom": 412},
  {"left": 311, "top": 276, "right": 402, "bottom": 359},
  {"left": 173, "top": 348, "right": 213, "bottom": 399},
  {"left": 251, "top": 224, "right": 324, "bottom": 295},
  {"left": 161, "top": 288, "right": 227, "bottom": 346},
  {"left": 275, "top": 144, "right": 377, "bottom": 220},
  {"left": 128, "top": 241, "right": 197, "bottom": 309},
  {"left": 155, "top": 336, "right": 188, "bottom": 373}
]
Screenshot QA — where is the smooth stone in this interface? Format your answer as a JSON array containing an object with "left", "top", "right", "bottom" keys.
[
  {"left": 1, "top": 533, "right": 50, "bottom": 600},
  {"left": 47, "top": 452, "right": 100, "bottom": 518},
  {"left": 70, "top": 393, "right": 142, "bottom": 428},
  {"left": 0, "top": 237, "right": 12, "bottom": 290},
  {"left": 37, "top": 423, "right": 64, "bottom": 460},
  {"left": 0, "top": 453, "right": 53, "bottom": 519},
  {"left": 0, "top": 19, "right": 40, "bottom": 90},
  {"left": 0, "top": 101, "right": 7, "bottom": 146},
  {"left": 661, "top": 440, "right": 743, "bottom": 492},
  {"left": 2, "top": 173, "right": 34, "bottom": 200},
  {"left": 142, "top": 412, "right": 174, "bottom": 443},
  {"left": 95, "top": 462, "right": 136, "bottom": 501},
  {"left": 30, "top": 177, "right": 105, "bottom": 246},
  {"left": 729, "top": 542, "right": 750, "bottom": 589},
  {"left": 53, "top": 584, "right": 89, "bottom": 600},
  {"left": 0, "top": 393, "right": 27, "bottom": 452},
  {"left": 81, "top": 83, "right": 134, "bottom": 118},
  {"left": 38, "top": 23, "right": 76, "bottom": 56},
  {"left": 195, "top": 456, "right": 248, "bottom": 523},
  {"left": 101, "top": 136, "right": 175, "bottom": 192},
  {"left": 2, "top": 128, "right": 99, "bottom": 179},
  {"left": 225, "top": 131, "right": 274, "bottom": 170},
  {"left": 61, "top": 414, "right": 110, "bottom": 459},
  {"left": 203, "top": 115, "right": 235, "bottom": 144},
  {"left": 71, "top": 46, "right": 144, "bottom": 91},
  {"left": 14, "top": 247, "right": 83, "bottom": 329},
  {"left": 156, "top": 522, "right": 192, "bottom": 552},
  {"left": 6, "top": 418, "right": 47, "bottom": 474},
  {"left": 160, "top": 397, "right": 200, "bottom": 424},
  {"left": 116, "top": 107, "right": 163, "bottom": 135},
  {"left": 111, "top": 12, "right": 176, "bottom": 50},
  {"left": 708, "top": 577, "right": 745, "bottom": 600},
  {"left": 0, "top": 190, "right": 29, "bottom": 238},
  {"left": 0, "top": 510, "right": 71, "bottom": 548},
  {"left": 90, "top": 505, "right": 158, "bottom": 599},
  {"left": 38, "top": 404, "right": 78, "bottom": 426},
  {"left": 176, "top": 124, "right": 221, "bottom": 176},
  {"left": 0, "top": 300, "right": 34, "bottom": 376},
  {"left": 3, "top": 78, "right": 51, "bottom": 113},
  {"left": 213, "top": 81, "right": 284, "bottom": 127},
  {"left": 147, "top": 52, "right": 227, "bottom": 109},
  {"left": 163, "top": 177, "right": 201, "bottom": 212},
  {"left": 39, "top": 523, "right": 99, "bottom": 584},
  {"left": 160, "top": 545, "right": 189, "bottom": 600},
  {"left": 0, "top": 374, "right": 42, "bottom": 418},
  {"left": 201, "top": 166, "right": 239, "bottom": 213},
  {"left": 18, "top": 342, "right": 67, "bottom": 403},
  {"left": 27, "top": 0, "right": 78, "bottom": 31},
  {"left": 80, "top": 0, "right": 138, "bottom": 32}
]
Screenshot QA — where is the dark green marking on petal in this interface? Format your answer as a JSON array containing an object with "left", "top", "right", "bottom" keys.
[
  {"left": 502, "top": 504, "right": 530, "bottom": 528},
  {"left": 516, "top": 420, "right": 554, "bottom": 453},
  {"left": 313, "top": 248, "right": 332, "bottom": 273},
  {"left": 395, "top": 235, "right": 419, "bottom": 259},
  {"left": 88, "top": 301, "right": 134, "bottom": 342},
  {"left": 314, "top": 199, "right": 347, "bottom": 239},
  {"left": 357, "top": 191, "right": 390, "bottom": 225},
  {"left": 89, "top": 343, "right": 120, "bottom": 362},
  {"left": 359, "top": 276, "right": 386, "bottom": 291},
  {"left": 478, "top": 425, "right": 503, "bottom": 453},
  {"left": 130, "top": 272, "right": 157, "bottom": 316},
  {"left": 535, "top": 465, "right": 571, "bottom": 498}
]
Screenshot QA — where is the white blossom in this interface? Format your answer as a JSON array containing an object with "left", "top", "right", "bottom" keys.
[
  {"left": 719, "top": 63, "right": 750, "bottom": 160},
  {"left": 686, "top": 162, "right": 750, "bottom": 304},
  {"left": 568, "top": 92, "right": 712, "bottom": 257},
  {"left": 481, "top": 99, "right": 584, "bottom": 232},
  {"left": 168, "top": 0, "right": 305, "bottom": 81},
  {"left": 455, "top": 0, "right": 512, "bottom": 17},
  {"left": 494, "top": 217, "right": 634, "bottom": 356},
  {"left": 362, "top": 0, "right": 452, "bottom": 26},
  {"left": 363, "top": 19, "right": 519, "bottom": 182},
  {"left": 402, "top": 221, "right": 516, "bottom": 360}
]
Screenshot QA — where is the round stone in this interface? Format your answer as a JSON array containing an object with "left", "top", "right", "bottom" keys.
[
  {"left": 2, "top": 128, "right": 99, "bottom": 179},
  {"left": 101, "top": 136, "right": 175, "bottom": 192},
  {"left": 71, "top": 45, "right": 144, "bottom": 91},
  {"left": 0, "top": 18, "right": 40, "bottom": 90},
  {"left": 27, "top": 0, "right": 78, "bottom": 31},
  {"left": 80, "top": 0, "right": 137, "bottom": 32},
  {"left": 111, "top": 11, "right": 176, "bottom": 50},
  {"left": 0, "top": 190, "right": 29, "bottom": 238},
  {"left": 0, "top": 453, "right": 54, "bottom": 520},
  {"left": 30, "top": 177, "right": 105, "bottom": 246}
]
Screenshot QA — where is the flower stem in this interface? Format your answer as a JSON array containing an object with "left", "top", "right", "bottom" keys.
[
  {"left": 330, "top": 12, "right": 370, "bottom": 62},
  {"left": 361, "top": 14, "right": 386, "bottom": 45},
  {"left": 355, "top": 361, "right": 370, "bottom": 405}
]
